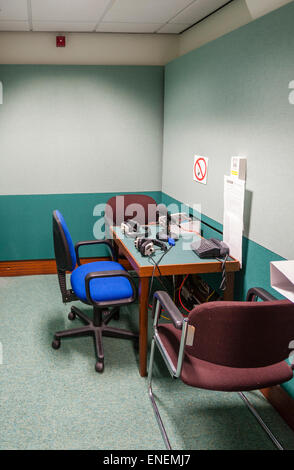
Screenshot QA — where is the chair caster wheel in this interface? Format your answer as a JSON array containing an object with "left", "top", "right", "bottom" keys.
[
  {"left": 68, "top": 311, "right": 76, "bottom": 321},
  {"left": 52, "top": 339, "right": 61, "bottom": 350},
  {"left": 95, "top": 361, "right": 104, "bottom": 373}
]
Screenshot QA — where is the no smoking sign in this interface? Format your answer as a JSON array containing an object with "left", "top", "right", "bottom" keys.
[{"left": 193, "top": 156, "right": 208, "bottom": 185}]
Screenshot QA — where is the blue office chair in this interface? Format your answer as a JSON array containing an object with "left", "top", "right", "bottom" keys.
[{"left": 51, "top": 210, "right": 138, "bottom": 372}]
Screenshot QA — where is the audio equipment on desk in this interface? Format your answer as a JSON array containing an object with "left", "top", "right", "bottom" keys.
[
  {"left": 134, "top": 237, "right": 167, "bottom": 257},
  {"left": 156, "top": 204, "right": 179, "bottom": 242},
  {"left": 191, "top": 238, "right": 229, "bottom": 259},
  {"left": 191, "top": 238, "right": 230, "bottom": 292},
  {"left": 121, "top": 220, "right": 151, "bottom": 239}
]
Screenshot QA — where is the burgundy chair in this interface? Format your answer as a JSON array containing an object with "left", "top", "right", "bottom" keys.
[
  {"left": 104, "top": 194, "right": 158, "bottom": 270},
  {"left": 148, "top": 288, "right": 294, "bottom": 450},
  {"left": 105, "top": 194, "right": 158, "bottom": 227}
]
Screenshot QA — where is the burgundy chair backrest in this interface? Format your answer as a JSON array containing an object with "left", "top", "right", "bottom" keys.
[
  {"left": 186, "top": 300, "right": 294, "bottom": 368},
  {"left": 105, "top": 194, "right": 157, "bottom": 226}
]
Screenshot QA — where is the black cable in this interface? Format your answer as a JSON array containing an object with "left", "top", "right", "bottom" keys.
[
  {"left": 148, "top": 249, "right": 168, "bottom": 284},
  {"left": 216, "top": 254, "right": 229, "bottom": 292},
  {"left": 147, "top": 245, "right": 173, "bottom": 307},
  {"left": 148, "top": 247, "right": 172, "bottom": 297},
  {"left": 147, "top": 262, "right": 157, "bottom": 305}
]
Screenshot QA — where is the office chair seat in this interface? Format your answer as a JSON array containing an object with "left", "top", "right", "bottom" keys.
[
  {"left": 157, "top": 324, "right": 293, "bottom": 392},
  {"left": 71, "top": 261, "right": 134, "bottom": 303}
]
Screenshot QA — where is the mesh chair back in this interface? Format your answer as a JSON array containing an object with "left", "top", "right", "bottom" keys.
[{"left": 186, "top": 300, "right": 294, "bottom": 368}]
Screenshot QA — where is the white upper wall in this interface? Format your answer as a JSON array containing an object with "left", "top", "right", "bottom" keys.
[
  {"left": 245, "top": 0, "right": 293, "bottom": 19},
  {"left": 0, "top": 31, "right": 178, "bottom": 66},
  {"left": 0, "top": 0, "right": 292, "bottom": 66},
  {"left": 179, "top": 0, "right": 251, "bottom": 56},
  {"left": 179, "top": 0, "right": 293, "bottom": 57}
]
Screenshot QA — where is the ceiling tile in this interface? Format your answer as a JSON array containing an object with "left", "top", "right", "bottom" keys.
[
  {"left": 103, "top": 0, "right": 194, "bottom": 24},
  {"left": 0, "top": 0, "right": 230, "bottom": 34},
  {"left": 169, "top": 0, "right": 229, "bottom": 24},
  {"left": 157, "top": 23, "right": 190, "bottom": 34},
  {"left": 32, "top": 21, "right": 97, "bottom": 32},
  {"left": 0, "top": 20, "right": 29, "bottom": 31},
  {"left": 97, "top": 22, "right": 163, "bottom": 33},
  {"left": 0, "top": 0, "right": 28, "bottom": 20},
  {"left": 31, "top": 0, "right": 111, "bottom": 22}
]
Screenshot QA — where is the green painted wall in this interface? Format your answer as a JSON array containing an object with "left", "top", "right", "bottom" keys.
[
  {"left": 162, "top": 2, "right": 294, "bottom": 261},
  {"left": 0, "top": 25, "right": 293, "bottom": 399},
  {"left": 0, "top": 64, "right": 164, "bottom": 260},
  {"left": 161, "top": 191, "right": 285, "bottom": 302},
  {"left": 162, "top": 190, "right": 294, "bottom": 398},
  {"left": 161, "top": 1, "right": 294, "bottom": 402},
  {"left": 0, "top": 191, "right": 162, "bottom": 261}
]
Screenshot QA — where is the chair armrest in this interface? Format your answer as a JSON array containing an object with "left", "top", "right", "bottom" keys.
[
  {"left": 246, "top": 287, "right": 277, "bottom": 302},
  {"left": 85, "top": 270, "right": 136, "bottom": 307},
  {"left": 152, "top": 290, "right": 188, "bottom": 379},
  {"left": 153, "top": 291, "right": 184, "bottom": 330},
  {"left": 75, "top": 239, "right": 117, "bottom": 266}
]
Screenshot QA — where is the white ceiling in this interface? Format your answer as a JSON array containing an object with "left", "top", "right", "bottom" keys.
[{"left": 0, "top": 0, "right": 231, "bottom": 34}]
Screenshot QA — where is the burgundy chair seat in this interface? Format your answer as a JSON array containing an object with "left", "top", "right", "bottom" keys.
[{"left": 157, "top": 324, "right": 293, "bottom": 392}]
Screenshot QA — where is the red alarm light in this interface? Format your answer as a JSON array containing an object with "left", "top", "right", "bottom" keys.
[{"left": 56, "top": 36, "right": 66, "bottom": 47}]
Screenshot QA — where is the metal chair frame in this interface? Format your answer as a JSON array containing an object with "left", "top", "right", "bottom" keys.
[{"left": 147, "top": 291, "right": 288, "bottom": 450}]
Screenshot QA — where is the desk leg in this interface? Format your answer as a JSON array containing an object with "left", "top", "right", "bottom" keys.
[
  {"left": 223, "top": 272, "right": 235, "bottom": 301},
  {"left": 139, "top": 277, "right": 149, "bottom": 377}
]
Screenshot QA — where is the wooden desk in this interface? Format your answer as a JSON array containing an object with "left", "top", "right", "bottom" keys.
[{"left": 111, "top": 226, "right": 240, "bottom": 377}]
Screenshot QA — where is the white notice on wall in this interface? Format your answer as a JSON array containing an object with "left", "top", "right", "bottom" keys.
[{"left": 223, "top": 175, "right": 245, "bottom": 267}]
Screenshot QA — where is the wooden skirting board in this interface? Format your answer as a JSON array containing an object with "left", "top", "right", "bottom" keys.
[
  {"left": 261, "top": 386, "right": 294, "bottom": 432},
  {"left": 0, "top": 257, "right": 132, "bottom": 276}
]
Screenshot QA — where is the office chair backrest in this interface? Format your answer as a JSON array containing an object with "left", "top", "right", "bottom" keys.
[
  {"left": 53, "top": 210, "right": 76, "bottom": 272},
  {"left": 105, "top": 194, "right": 157, "bottom": 226},
  {"left": 186, "top": 300, "right": 294, "bottom": 368}
]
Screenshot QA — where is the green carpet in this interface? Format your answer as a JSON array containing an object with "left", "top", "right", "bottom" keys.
[{"left": 0, "top": 275, "right": 294, "bottom": 450}]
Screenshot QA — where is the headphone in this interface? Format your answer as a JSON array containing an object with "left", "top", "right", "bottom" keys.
[
  {"left": 121, "top": 220, "right": 151, "bottom": 239},
  {"left": 134, "top": 237, "right": 167, "bottom": 257}
]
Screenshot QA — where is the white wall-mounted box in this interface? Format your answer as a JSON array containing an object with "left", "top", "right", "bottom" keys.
[
  {"left": 270, "top": 260, "right": 294, "bottom": 302},
  {"left": 230, "top": 157, "right": 246, "bottom": 181}
]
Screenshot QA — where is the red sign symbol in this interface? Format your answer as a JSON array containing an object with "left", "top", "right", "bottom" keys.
[{"left": 194, "top": 157, "right": 207, "bottom": 182}]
